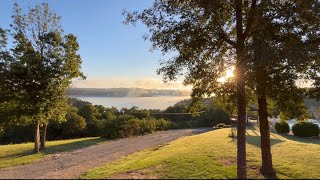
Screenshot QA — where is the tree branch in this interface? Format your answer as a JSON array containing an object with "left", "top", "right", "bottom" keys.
[
  {"left": 243, "top": 0, "right": 257, "bottom": 38},
  {"left": 212, "top": 15, "right": 236, "bottom": 47}
]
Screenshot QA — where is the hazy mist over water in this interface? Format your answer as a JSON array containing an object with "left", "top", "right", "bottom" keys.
[{"left": 73, "top": 96, "right": 190, "bottom": 110}]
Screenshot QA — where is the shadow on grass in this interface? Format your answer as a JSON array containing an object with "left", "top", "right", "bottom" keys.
[
  {"left": 190, "top": 127, "right": 213, "bottom": 135},
  {"left": 3, "top": 138, "right": 106, "bottom": 159},
  {"left": 44, "top": 137, "right": 106, "bottom": 154},
  {"left": 246, "top": 135, "right": 284, "bottom": 147},
  {"left": 244, "top": 127, "right": 285, "bottom": 147},
  {"left": 2, "top": 150, "right": 35, "bottom": 159},
  {"left": 275, "top": 134, "right": 320, "bottom": 145},
  {"left": 262, "top": 173, "right": 279, "bottom": 179}
]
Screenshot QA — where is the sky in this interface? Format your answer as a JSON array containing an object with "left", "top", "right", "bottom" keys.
[{"left": 0, "top": 0, "right": 190, "bottom": 90}]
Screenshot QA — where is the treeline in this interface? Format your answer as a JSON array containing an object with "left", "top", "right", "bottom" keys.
[
  {"left": 68, "top": 87, "right": 191, "bottom": 97},
  {"left": 0, "top": 98, "right": 230, "bottom": 144}
]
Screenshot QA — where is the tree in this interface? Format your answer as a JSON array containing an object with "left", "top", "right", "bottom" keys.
[
  {"left": 125, "top": 0, "right": 320, "bottom": 177},
  {"left": 124, "top": 1, "right": 258, "bottom": 178},
  {"left": 78, "top": 104, "right": 99, "bottom": 123},
  {"left": 6, "top": 3, "right": 84, "bottom": 153},
  {"left": 62, "top": 111, "right": 86, "bottom": 137},
  {"left": 246, "top": 0, "right": 319, "bottom": 175},
  {"left": 0, "top": 28, "right": 19, "bottom": 130}
]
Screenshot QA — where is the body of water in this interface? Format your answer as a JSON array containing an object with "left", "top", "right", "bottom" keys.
[{"left": 72, "top": 96, "right": 190, "bottom": 110}]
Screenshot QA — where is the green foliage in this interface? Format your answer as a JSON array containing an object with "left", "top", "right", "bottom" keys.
[
  {"left": 156, "top": 118, "right": 171, "bottom": 131},
  {"left": 102, "top": 115, "right": 171, "bottom": 139},
  {"left": 0, "top": 98, "right": 172, "bottom": 144},
  {"left": 163, "top": 103, "right": 230, "bottom": 129},
  {"left": 292, "top": 122, "right": 319, "bottom": 137},
  {"left": 68, "top": 98, "right": 91, "bottom": 109},
  {"left": 279, "top": 112, "right": 289, "bottom": 121},
  {"left": 275, "top": 121, "right": 290, "bottom": 134},
  {"left": 267, "top": 99, "right": 280, "bottom": 117},
  {"left": 0, "top": 125, "right": 33, "bottom": 145},
  {"left": 78, "top": 104, "right": 100, "bottom": 123},
  {"left": 62, "top": 112, "right": 86, "bottom": 137},
  {"left": 2, "top": 94, "right": 229, "bottom": 145},
  {"left": 7, "top": 3, "right": 84, "bottom": 124},
  {"left": 85, "top": 119, "right": 105, "bottom": 137},
  {"left": 123, "top": 0, "right": 255, "bottom": 100},
  {"left": 0, "top": 3, "right": 84, "bottom": 151},
  {"left": 279, "top": 102, "right": 310, "bottom": 120}
]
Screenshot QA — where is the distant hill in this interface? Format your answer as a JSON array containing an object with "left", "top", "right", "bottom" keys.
[{"left": 68, "top": 88, "right": 191, "bottom": 97}]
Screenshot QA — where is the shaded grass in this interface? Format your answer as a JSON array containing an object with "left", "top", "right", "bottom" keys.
[
  {"left": 0, "top": 137, "right": 105, "bottom": 168},
  {"left": 81, "top": 127, "right": 320, "bottom": 179}
]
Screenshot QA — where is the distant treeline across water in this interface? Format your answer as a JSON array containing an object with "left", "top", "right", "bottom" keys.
[{"left": 70, "top": 96, "right": 191, "bottom": 110}]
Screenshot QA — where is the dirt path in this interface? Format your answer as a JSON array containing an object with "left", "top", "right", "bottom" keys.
[{"left": 0, "top": 128, "right": 211, "bottom": 179}]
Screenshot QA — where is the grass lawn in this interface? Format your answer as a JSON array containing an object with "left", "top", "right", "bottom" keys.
[
  {"left": 81, "top": 127, "right": 320, "bottom": 179},
  {"left": 0, "top": 137, "right": 105, "bottom": 168}
]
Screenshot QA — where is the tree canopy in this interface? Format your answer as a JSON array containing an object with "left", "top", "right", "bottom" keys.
[{"left": 0, "top": 3, "right": 85, "bottom": 153}]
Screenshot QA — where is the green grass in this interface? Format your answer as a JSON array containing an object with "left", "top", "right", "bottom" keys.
[
  {"left": 0, "top": 137, "right": 105, "bottom": 168},
  {"left": 81, "top": 127, "right": 320, "bottom": 179}
]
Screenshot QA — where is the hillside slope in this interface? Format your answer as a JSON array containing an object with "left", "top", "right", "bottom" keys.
[{"left": 82, "top": 127, "right": 320, "bottom": 179}]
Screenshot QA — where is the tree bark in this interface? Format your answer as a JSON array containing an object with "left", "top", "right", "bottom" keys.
[
  {"left": 235, "top": 0, "right": 247, "bottom": 178},
  {"left": 258, "top": 97, "right": 275, "bottom": 176},
  {"left": 236, "top": 67, "right": 247, "bottom": 179},
  {"left": 256, "top": 65, "right": 276, "bottom": 176},
  {"left": 33, "top": 121, "right": 40, "bottom": 153},
  {"left": 253, "top": 18, "right": 276, "bottom": 175},
  {"left": 40, "top": 123, "right": 48, "bottom": 150}
]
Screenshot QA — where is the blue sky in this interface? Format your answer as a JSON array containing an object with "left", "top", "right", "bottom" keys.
[{"left": 0, "top": 0, "right": 188, "bottom": 89}]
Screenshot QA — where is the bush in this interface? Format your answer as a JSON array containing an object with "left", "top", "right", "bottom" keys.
[
  {"left": 62, "top": 112, "right": 87, "bottom": 138},
  {"left": 228, "top": 127, "right": 237, "bottom": 138},
  {"left": 102, "top": 116, "right": 171, "bottom": 139},
  {"left": 216, "top": 123, "right": 225, "bottom": 128},
  {"left": 275, "top": 121, "right": 290, "bottom": 134},
  {"left": 169, "top": 121, "right": 192, "bottom": 129},
  {"left": 156, "top": 118, "right": 171, "bottom": 131},
  {"left": 292, "top": 122, "right": 319, "bottom": 137}
]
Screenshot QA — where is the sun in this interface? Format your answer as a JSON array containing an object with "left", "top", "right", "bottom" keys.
[{"left": 218, "top": 67, "right": 235, "bottom": 83}]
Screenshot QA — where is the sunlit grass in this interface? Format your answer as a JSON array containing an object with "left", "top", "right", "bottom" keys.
[
  {"left": 81, "top": 127, "right": 320, "bottom": 179},
  {"left": 0, "top": 137, "right": 105, "bottom": 168}
]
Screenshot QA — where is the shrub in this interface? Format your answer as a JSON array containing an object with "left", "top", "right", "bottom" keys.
[
  {"left": 85, "top": 119, "right": 104, "bottom": 137},
  {"left": 169, "top": 121, "right": 179, "bottom": 129},
  {"left": 228, "top": 127, "right": 237, "bottom": 138},
  {"left": 275, "top": 121, "right": 290, "bottom": 134},
  {"left": 102, "top": 116, "right": 171, "bottom": 139},
  {"left": 140, "top": 119, "right": 157, "bottom": 134},
  {"left": 292, "top": 122, "right": 319, "bottom": 137},
  {"left": 156, "top": 118, "right": 171, "bottom": 131},
  {"left": 62, "top": 112, "right": 87, "bottom": 137}
]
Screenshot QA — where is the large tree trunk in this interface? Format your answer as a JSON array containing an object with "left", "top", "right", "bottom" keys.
[
  {"left": 236, "top": 69, "right": 247, "bottom": 179},
  {"left": 256, "top": 65, "right": 276, "bottom": 176},
  {"left": 33, "top": 121, "right": 40, "bottom": 153},
  {"left": 235, "top": 0, "right": 247, "bottom": 178},
  {"left": 258, "top": 97, "right": 275, "bottom": 175},
  {"left": 40, "top": 123, "right": 48, "bottom": 150}
]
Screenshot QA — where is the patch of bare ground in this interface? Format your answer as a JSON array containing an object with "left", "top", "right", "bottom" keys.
[
  {"left": 218, "top": 157, "right": 236, "bottom": 166},
  {"left": 109, "top": 166, "right": 161, "bottom": 179}
]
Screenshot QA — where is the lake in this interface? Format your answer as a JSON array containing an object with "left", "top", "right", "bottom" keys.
[{"left": 72, "top": 96, "right": 190, "bottom": 110}]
